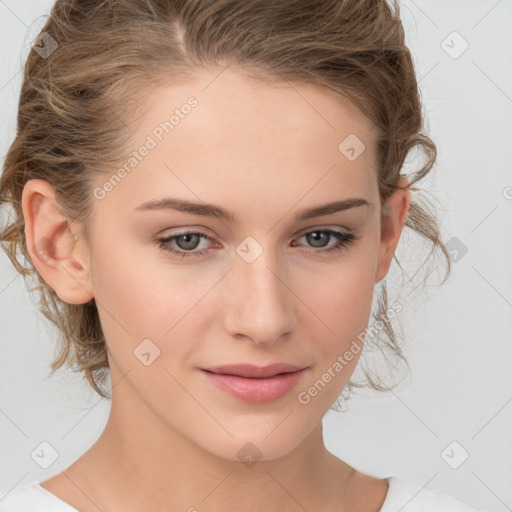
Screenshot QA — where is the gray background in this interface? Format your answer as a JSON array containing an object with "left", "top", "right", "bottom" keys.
[{"left": 1, "top": 1, "right": 511, "bottom": 510}]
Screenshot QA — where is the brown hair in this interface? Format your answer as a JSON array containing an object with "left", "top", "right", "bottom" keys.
[{"left": 0, "top": 0, "right": 450, "bottom": 402}]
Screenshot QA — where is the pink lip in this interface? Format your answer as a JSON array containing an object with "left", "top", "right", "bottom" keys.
[{"left": 200, "top": 363, "right": 307, "bottom": 403}]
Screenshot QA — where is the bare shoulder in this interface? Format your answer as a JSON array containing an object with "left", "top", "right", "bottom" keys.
[
  {"left": 40, "top": 469, "right": 102, "bottom": 512},
  {"left": 344, "top": 470, "right": 390, "bottom": 512}
]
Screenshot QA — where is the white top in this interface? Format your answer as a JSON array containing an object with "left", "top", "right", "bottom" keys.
[{"left": 0, "top": 476, "right": 485, "bottom": 511}]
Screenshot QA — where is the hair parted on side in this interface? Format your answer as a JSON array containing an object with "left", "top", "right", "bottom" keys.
[{"left": 0, "top": 0, "right": 451, "bottom": 402}]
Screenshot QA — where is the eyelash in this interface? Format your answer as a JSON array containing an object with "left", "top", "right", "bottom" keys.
[{"left": 154, "top": 229, "right": 357, "bottom": 259}]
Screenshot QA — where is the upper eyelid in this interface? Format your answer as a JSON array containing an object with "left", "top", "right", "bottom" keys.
[{"left": 163, "top": 226, "right": 351, "bottom": 237}]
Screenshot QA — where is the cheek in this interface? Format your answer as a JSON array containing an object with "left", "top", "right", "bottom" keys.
[
  {"left": 293, "top": 260, "right": 376, "bottom": 408},
  {"left": 90, "top": 248, "right": 156, "bottom": 330},
  {"left": 294, "top": 250, "right": 377, "bottom": 375},
  {"left": 89, "top": 238, "right": 218, "bottom": 361},
  {"left": 301, "top": 253, "right": 377, "bottom": 327},
  {"left": 87, "top": 243, "right": 166, "bottom": 369}
]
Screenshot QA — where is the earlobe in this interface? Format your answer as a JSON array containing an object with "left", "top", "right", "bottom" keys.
[
  {"left": 21, "top": 179, "right": 94, "bottom": 304},
  {"left": 375, "top": 176, "right": 411, "bottom": 284}
]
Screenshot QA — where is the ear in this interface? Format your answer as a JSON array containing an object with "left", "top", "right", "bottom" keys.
[
  {"left": 21, "top": 178, "right": 94, "bottom": 304},
  {"left": 375, "top": 175, "right": 411, "bottom": 284}
]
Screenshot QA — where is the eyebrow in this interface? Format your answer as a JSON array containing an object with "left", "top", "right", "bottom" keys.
[{"left": 134, "top": 197, "right": 370, "bottom": 222}]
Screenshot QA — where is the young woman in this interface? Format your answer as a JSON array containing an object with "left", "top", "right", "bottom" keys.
[{"left": 0, "top": 0, "right": 487, "bottom": 510}]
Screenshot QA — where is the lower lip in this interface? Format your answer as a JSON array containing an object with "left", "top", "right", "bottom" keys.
[{"left": 201, "top": 369, "right": 306, "bottom": 403}]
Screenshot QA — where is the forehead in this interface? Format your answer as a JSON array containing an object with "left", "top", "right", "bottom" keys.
[{"left": 92, "top": 67, "right": 380, "bottom": 220}]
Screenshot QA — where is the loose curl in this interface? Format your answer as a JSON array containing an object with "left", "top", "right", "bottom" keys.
[{"left": 0, "top": 0, "right": 451, "bottom": 402}]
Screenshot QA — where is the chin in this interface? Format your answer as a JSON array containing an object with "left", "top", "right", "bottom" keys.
[{"left": 193, "top": 418, "right": 319, "bottom": 466}]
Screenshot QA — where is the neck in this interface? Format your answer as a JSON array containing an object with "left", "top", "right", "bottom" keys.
[{"left": 63, "top": 385, "right": 356, "bottom": 512}]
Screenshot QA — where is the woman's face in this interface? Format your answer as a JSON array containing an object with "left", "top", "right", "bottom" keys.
[{"left": 72, "top": 68, "right": 407, "bottom": 461}]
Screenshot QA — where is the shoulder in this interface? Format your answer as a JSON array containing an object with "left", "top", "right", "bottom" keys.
[
  {"left": 0, "top": 482, "right": 78, "bottom": 512},
  {"left": 381, "top": 476, "right": 487, "bottom": 512}
]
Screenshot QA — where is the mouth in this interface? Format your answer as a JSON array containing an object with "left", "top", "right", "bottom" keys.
[
  {"left": 200, "top": 363, "right": 307, "bottom": 403},
  {"left": 201, "top": 363, "right": 305, "bottom": 378}
]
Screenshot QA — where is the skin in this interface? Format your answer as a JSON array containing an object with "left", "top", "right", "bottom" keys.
[{"left": 22, "top": 67, "right": 410, "bottom": 512}]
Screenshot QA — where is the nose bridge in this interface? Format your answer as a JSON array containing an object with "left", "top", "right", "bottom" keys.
[{"left": 225, "top": 239, "right": 295, "bottom": 344}]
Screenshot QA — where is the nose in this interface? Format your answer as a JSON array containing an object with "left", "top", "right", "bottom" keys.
[{"left": 223, "top": 246, "right": 296, "bottom": 346}]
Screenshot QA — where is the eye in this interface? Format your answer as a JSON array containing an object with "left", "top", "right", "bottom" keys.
[
  {"left": 154, "top": 231, "right": 213, "bottom": 258},
  {"left": 154, "top": 228, "right": 357, "bottom": 259},
  {"left": 293, "top": 229, "right": 357, "bottom": 254}
]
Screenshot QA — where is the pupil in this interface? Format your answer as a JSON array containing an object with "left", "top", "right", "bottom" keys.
[
  {"left": 308, "top": 231, "right": 328, "bottom": 248},
  {"left": 178, "top": 234, "right": 199, "bottom": 250}
]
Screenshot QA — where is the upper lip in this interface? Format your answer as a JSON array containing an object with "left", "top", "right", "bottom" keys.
[{"left": 201, "top": 363, "right": 305, "bottom": 378}]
